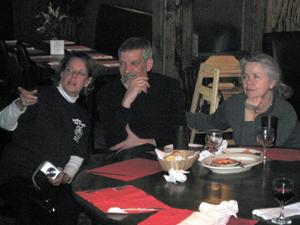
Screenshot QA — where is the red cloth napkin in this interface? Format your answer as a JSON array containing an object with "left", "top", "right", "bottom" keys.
[
  {"left": 86, "top": 158, "right": 164, "bottom": 181},
  {"left": 138, "top": 209, "right": 258, "bottom": 225},
  {"left": 240, "top": 147, "right": 300, "bottom": 161},
  {"left": 76, "top": 185, "right": 169, "bottom": 214},
  {"left": 96, "top": 60, "right": 120, "bottom": 67}
]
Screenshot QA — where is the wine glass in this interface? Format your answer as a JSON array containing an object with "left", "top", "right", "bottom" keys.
[
  {"left": 205, "top": 129, "right": 223, "bottom": 155},
  {"left": 272, "top": 178, "right": 295, "bottom": 224},
  {"left": 256, "top": 127, "right": 274, "bottom": 160}
]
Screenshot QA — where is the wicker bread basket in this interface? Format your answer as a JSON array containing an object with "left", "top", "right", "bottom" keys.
[{"left": 157, "top": 150, "right": 199, "bottom": 171}]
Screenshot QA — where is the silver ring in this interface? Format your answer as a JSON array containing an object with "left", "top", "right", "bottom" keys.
[{"left": 26, "top": 99, "right": 29, "bottom": 104}]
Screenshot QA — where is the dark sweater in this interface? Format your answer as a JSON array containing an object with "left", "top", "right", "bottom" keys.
[
  {"left": 97, "top": 72, "right": 186, "bottom": 148},
  {"left": 1, "top": 86, "right": 90, "bottom": 175}
]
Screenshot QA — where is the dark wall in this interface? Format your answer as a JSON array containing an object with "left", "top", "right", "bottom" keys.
[
  {"left": 193, "top": 0, "right": 243, "bottom": 53},
  {"left": 11, "top": 0, "right": 152, "bottom": 48},
  {"left": 0, "top": 0, "right": 14, "bottom": 39},
  {"left": 10, "top": 0, "right": 242, "bottom": 53},
  {"left": 81, "top": 0, "right": 152, "bottom": 48}
]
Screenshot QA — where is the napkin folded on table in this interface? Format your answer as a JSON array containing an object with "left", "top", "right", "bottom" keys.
[
  {"left": 164, "top": 168, "right": 190, "bottom": 183},
  {"left": 178, "top": 200, "right": 238, "bottom": 225},
  {"left": 198, "top": 140, "right": 228, "bottom": 161},
  {"left": 252, "top": 202, "right": 300, "bottom": 220}
]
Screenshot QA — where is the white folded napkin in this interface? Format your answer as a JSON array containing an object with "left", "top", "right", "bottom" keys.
[
  {"left": 252, "top": 202, "right": 300, "bottom": 220},
  {"left": 198, "top": 140, "right": 228, "bottom": 161},
  {"left": 164, "top": 168, "right": 190, "bottom": 183},
  {"left": 178, "top": 200, "right": 238, "bottom": 225}
]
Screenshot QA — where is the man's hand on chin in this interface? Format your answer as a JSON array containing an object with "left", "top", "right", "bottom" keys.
[{"left": 109, "top": 124, "right": 156, "bottom": 154}]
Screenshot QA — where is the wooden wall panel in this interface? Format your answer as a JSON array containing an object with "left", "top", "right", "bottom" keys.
[
  {"left": 152, "top": 0, "right": 193, "bottom": 80},
  {"left": 265, "top": 0, "right": 300, "bottom": 32}
]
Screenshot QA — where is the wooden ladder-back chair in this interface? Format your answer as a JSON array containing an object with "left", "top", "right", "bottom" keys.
[
  {"left": 189, "top": 63, "right": 220, "bottom": 143},
  {"left": 205, "top": 55, "right": 243, "bottom": 145},
  {"left": 205, "top": 55, "right": 243, "bottom": 100}
]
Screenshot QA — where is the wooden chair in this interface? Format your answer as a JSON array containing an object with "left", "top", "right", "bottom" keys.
[
  {"left": 16, "top": 41, "right": 39, "bottom": 88},
  {"left": 189, "top": 63, "right": 220, "bottom": 143},
  {"left": 6, "top": 47, "right": 24, "bottom": 99},
  {"left": 189, "top": 62, "right": 235, "bottom": 145},
  {"left": 205, "top": 55, "right": 243, "bottom": 100}
]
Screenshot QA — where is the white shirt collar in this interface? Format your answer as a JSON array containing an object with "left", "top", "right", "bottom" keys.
[{"left": 57, "top": 82, "right": 79, "bottom": 103}]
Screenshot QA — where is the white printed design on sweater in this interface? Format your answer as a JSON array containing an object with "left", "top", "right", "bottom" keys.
[{"left": 72, "top": 119, "right": 86, "bottom": 143}]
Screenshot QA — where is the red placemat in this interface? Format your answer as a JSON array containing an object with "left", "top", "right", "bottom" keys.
[
  {"left": 64, "top": 45, "right": 92, "bottom": 51},
  {"left": 76, "top": 185, "right": 169, "bottom": 214},
  {"left": 138, "top": 208, "right": 194, "bottom": 225},
  {"left": 240, "top": 147, "right": 300, "bottom": 161},
  {"left": 86, "top": 158, "right": 164, "bottom": 181},
  {"left": 228, "top": 217, "right": 258, "bottom": 225},
  {"left": 88, "top": 53, "right": 113, "bottom": 59},
  {"left": 43, "top": 40, "right": 75, "bottom": 45},
  {"left": 138, "top": 209, "right": 258, "bottom": 225},
  {"left": 30, "top": 55, "right": 61, "bottom": 62},
  {"left": 96, "top": 60, "right": 120, "bottom": 67}
]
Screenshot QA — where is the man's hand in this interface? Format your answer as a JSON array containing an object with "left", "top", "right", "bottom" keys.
[
  {"left": 15, "top": 87, "right": 38, "bottom": 111},
  {"left": 122, "top": 77, "right": 150, "bottom": 108},
  {"left": 110, "top": 124, "right": 156, "bottom": 153}
]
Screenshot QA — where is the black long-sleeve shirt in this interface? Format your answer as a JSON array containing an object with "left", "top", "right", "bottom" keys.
[{"left": 97, "top": 72, "right": 186, "bottom": 148}]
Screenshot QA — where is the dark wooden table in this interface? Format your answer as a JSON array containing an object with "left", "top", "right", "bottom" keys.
[{"left": 72, "top": 149, "right": 300, "bottom": 225}]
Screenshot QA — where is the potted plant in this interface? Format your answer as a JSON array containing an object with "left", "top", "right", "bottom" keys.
[
  {"left": 36, "top": 1, "right": 86, "bottom": 42},
  {"left": 36, "top": 2, "right": 67, "bottom": 39}
]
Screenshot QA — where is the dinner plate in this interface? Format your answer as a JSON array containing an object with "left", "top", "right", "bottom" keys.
[
  {"left": 201, "top": 154, "right": 263, "bottom": 174},
  {"left": 222, "top": 148, "right": 263, "bottom": 156},
  {"left": 164, "top": 143, "right": 203, "bottom": 151}
]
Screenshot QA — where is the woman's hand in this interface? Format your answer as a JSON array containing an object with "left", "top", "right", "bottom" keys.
[
  {"left": 245, "top": 97, "right": 264, "bottom": 111},
  {"left": 15, "top": 87, "right": 38, "bottom": 111},
  {"left": 244, "top": 97, "right": 264, "bottom": 121},
  {"left": 48, "top": 167, "right": 71, "bottom": 186}
]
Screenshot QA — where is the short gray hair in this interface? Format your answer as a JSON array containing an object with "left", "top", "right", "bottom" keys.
[
  {"left": 240, "top": 53, "right": 293, "bottom": 99},
  {"left": 118, "top": 37, "right": 152, "bottom": 62}
]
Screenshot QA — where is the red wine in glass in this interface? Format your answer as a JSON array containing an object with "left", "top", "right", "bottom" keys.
[
  {"left": 273, "top": 188, "right": 294, "bottom": 204},
  {"left": 271, "top": 178, "right": 295, "bottom": 224}
]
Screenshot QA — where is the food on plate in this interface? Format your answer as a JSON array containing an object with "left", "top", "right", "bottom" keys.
[
  {"left": 212, "top": 158, "right": 238, "bottom": 166},
  {"left": 164, "top": 151, "right": 186, "bottom": 161},
  {"left": 224, "top": 148, "right": 262, "bottom": 156}
]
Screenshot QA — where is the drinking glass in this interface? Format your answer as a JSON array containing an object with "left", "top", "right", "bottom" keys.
[
  {"left": 205, "top": 129, "right": 223, "bottom": 155},
  {"left": 272, "top": 178, "right": 294, "bottom": 224},
  {"left": 256, "top": 127, "right": 274, "bottom": 160}
]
